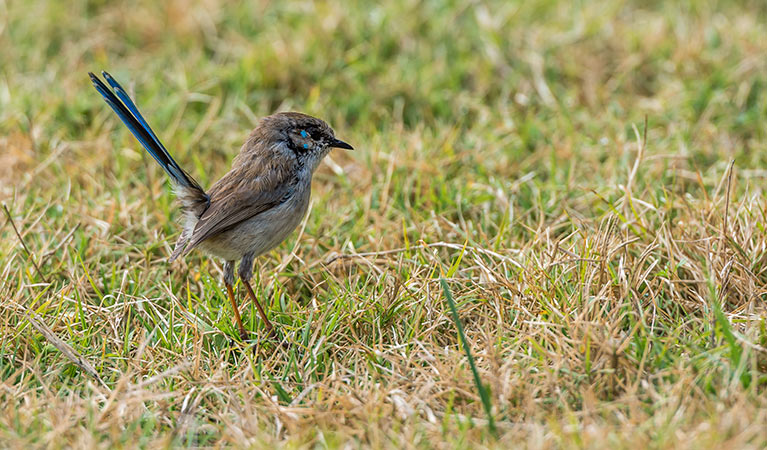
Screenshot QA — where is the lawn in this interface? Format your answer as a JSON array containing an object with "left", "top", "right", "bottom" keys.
[{"left": 2, "top": 0, "right": 767, "bottom": 448}]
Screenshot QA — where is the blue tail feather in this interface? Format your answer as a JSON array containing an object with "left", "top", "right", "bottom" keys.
[
  {"left": 88, "top": 72, "right": 205, "bottom": 195},
  {"left": 101, "top": 71, "right": 167, "bottom": 159}
]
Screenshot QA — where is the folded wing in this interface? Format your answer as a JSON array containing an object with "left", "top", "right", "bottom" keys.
[{"left": 179, "top": 165, "right": 296, "bottom": 257}]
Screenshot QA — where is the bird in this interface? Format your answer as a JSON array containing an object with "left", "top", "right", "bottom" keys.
[{"left": 88, "top": 71, "right": 353, "bottom": 341}]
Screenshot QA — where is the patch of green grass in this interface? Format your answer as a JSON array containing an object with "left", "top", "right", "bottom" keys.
[{"left": 2, "top": 0, "right": 767, "bottom": 447}]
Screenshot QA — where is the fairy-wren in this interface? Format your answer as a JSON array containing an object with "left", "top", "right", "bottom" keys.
[{"left": 89, "top": 71, "right": 353, "bottom": 341}]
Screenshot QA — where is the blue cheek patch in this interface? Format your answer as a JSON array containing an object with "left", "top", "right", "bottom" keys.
[
  {"left": 300, "top": 130, "right": 308, "bottom": 138},
  {"left": 303, "top": 143, "right": 309, "bottom": 149}
]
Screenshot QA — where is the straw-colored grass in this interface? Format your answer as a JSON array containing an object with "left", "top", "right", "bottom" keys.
[{"left": 2, "top": 0, "right": 767, "bottom": 448}]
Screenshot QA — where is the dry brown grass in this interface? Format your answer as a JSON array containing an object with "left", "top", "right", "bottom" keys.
[{"left": 2, "top": 0, "right": 767, "bottom": 448}]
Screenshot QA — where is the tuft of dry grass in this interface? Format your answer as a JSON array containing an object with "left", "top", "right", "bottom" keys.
[{"left": 2, "top": 0, "right": 767, "bottom": 448}]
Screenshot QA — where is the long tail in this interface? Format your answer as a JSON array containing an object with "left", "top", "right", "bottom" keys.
[{"left": 88, "top": 71, "right": 209, "bottom": 206}]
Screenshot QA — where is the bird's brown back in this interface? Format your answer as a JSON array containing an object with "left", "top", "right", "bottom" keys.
[{"left": 176, "top": 111, "right": 337, "bottom": 257}]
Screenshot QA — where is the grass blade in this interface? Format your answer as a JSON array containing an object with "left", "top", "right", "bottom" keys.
[{"left": 440, "top": 278, "right": 497, "bottom": 436}]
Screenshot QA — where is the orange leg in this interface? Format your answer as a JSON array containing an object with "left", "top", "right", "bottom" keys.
[
  {"left": 226, "top": 284, "right": 248, "bottom": 341},
  {"left": 241, "top": 278, "right": 275, "bottom": 335}
]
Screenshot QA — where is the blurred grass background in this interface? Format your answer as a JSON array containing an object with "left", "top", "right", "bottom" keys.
[{"left": 2, "top": 0, "right": 767, "bottom": 447}]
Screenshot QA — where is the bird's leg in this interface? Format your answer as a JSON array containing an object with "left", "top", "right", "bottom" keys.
[
  {"left": 238, "top": 253, "right": 275, "bottom": 335},
  {"left": 224, "top": 260, "right": 248, "bottom": 341},
  {"left": 227, "top": 284, "right": 249, "bottom": 341},
  {"left": 241, "top": 279, "right": 275, "bottom": 334}
]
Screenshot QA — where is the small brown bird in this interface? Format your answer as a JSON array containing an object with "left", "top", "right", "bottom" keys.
[{"left": 89, "top": 71, "right": 353, "bottom": 341}]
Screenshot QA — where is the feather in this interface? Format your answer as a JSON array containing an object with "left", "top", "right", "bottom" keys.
[{"left": 88, "top": 72, "right": 207, "bottom": 199}]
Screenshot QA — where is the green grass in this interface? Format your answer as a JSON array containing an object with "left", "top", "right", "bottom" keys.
[{"left": 2, "top": 0, "right": 767, "bottom": 447}]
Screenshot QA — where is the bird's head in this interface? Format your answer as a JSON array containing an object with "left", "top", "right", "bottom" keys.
[{"left": 250, "top": 112, "right": 353, "bottom": 172}]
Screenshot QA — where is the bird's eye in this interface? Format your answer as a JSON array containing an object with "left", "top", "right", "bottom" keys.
[{"left": 300, "top": 130, "right": 308, "bottom": 138}]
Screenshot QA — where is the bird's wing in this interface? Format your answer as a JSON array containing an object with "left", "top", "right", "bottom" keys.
[{"left": 180, "top": 165, "right": 295, "bottom": 256}]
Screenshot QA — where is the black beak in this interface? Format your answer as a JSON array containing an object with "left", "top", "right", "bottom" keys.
[{"left": 330, "top": 138, "right": 354, "bottom": 150}]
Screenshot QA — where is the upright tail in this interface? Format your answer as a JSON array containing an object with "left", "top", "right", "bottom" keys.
[{"left": 89, "top": 71, "right": 209, "bottom": 212}]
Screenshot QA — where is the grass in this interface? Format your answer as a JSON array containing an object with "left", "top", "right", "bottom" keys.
[{"left": 2, "top": 0, "right": 767, "bottom": 447}]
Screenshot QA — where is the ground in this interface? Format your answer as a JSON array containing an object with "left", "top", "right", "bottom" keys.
[{"left": 1, "top": 0, "right": 767, "bottom": 448}]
